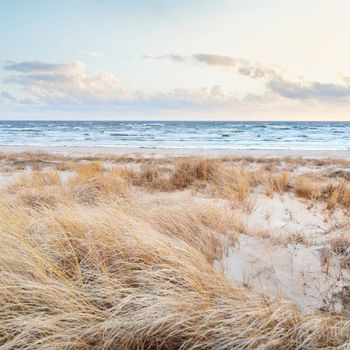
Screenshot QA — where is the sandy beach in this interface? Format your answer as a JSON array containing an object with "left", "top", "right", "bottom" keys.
[
  {"left": 3, "top": 0, "right": 350, "bottom": 347},
  {"left": 1, "top": 144, "right": 350, "bottom": 158},
  {"left": 1, "top": 149, "right": 350, "bottom": 327}
]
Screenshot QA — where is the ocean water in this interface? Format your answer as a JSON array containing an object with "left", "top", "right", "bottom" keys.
[{"left": 0, "top": 120, "right": 349, "bottom": 150}]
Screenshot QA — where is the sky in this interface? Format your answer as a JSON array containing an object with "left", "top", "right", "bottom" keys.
[{"left": 1, "top": 0, "right": 350, "bottom": 120}]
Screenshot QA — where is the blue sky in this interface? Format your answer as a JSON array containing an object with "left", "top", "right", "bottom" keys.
[{"left": 1, "top": 0, "right": 350, "bottom": 120}]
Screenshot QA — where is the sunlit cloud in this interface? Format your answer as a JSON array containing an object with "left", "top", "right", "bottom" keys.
[
  {"left": 267, "top": 78, "right": 350, "bottom": 100},
  {"left": 3, "top": 61, "right": 131, "bottom": 107},
  {"left": 142, "top": 54, "right": 188, "bottom": 63},
  {"left": 4, "top": 61, "right": 74, "bottom": 73},
  {"left": 2, "top": 58, "right": 350, "bottom": 117},
  {"left": 2, "top": 60, "right": 241, "bottom": 112},
  {"left": 144, "top": 52, "right": 350, "bottom": 104},
  {"left": 238, "top": 65, "right": 278, "bottom": 79},
  {"left": 143, "top": 53, "right": 247, "bottom": 67}
]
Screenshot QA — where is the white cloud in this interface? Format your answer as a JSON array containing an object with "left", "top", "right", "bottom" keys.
[
  {"left": 143, "top": 53, "right": 247, "bottom": 67},
  {"left": 193, "top": 54, "right": 247, "bottom": 67},
  {"left": 156, "top": 85, "right": 231, "bottom": 103},
  {"left": 142, "top": 54, "right": 188, "bottom": 63},
  {"left": 267, "top": 78, "right": 350, "bottom": 101},
  {"left": 238, "top": 65, "right": 278, "bottom": 79},
  {"left": 3, "top": 61, "right": 131, "bottom": 107},
  {"left": 3, "top": 58, "right": 350, "bottom": 117},
  {"left": 144, "top": 52, "right": 350, "bottom": 104}
]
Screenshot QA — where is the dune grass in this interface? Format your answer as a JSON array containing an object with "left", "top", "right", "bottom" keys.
[
  {"left": 265, "top": 171, "right": 289, "bottom": 197},
  {"left": 1, "top": 154, "right": 350, "bottom": 349}
]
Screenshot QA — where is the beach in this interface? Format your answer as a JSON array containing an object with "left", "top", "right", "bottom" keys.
[
  {"left": 1, "top": 148, "right": 350, "bottom": 348},
  {"left": 1, "top": 144, "right": 350, "bottom": 158},
  {"left": 3, "top": 0, "right": 350, "bottom": 347}
]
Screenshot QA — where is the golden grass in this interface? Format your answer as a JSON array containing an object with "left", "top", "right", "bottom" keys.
[
  {"left": 213, "top": 167, "right": 252, "bottom": 202},
  {"left": 169, "top": 158, "right": 218, "bottom": 190},
  {"left": 265, "top": 171, "right": 289, "bottom": 197},
  {"left": 128, "top": 158, "right": 220, "bottom": 192},
  {"left": 143, "top": 202, "right": 234, "bottom": 262},
  {"left": 293, "top": 174, "right": 323, "bottom": 200},
  {"left": 72, "top": 161, "right": 104, "bottom": 181},
  {"left": 1, "top": 154, "right": 350, "bottom": 348},
  {"left": 70, "top": 167, "right": 132, "bottom": 205},
  {"left": 324, "top": 183, "right": 350, "bottom": 211},
  {"left": 1, "top": 171, "right": 350, "bottom": 349},
  {"left": 19, "top": 170, "right": 62, "bottom": 188},
  {"left": 132, "top": 164, "right": 171, "bottom": 191},
  {"left": 292, "top": 174, "right": 350, "bottom": 211}
]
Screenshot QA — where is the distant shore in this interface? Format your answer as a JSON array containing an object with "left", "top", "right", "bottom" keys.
[{"left": 0, "top": 144, "right": 350, "bottom": 159}]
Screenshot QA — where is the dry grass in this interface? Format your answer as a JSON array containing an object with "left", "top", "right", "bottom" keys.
[
  {"left": 231, "top": 211, "right": 247, "bottom": 235},
  {"left": 292, "top": 174, "right": 350, "bottom": 211},
  {"left": 265, "top": 171, "right": 289, "bottom": 197},
  {"left": 132, "top": 164, "right": 171, "bottom": 191},
  {"left": 71, "top": 161, "right": 104, "bottom": 182},
  {"left": 293, "top": 174, "right": 323, "bottom": 200},
  {"left": 324, "top": 183, "right": 350, "bottom": 211},
  {"left": 169, "top": 158, "right": 219, "bottom": 190},
  {"left": 213, "top": 167, "right": 252, "bottom": 202},
  {"left": 128, "top": 158, "right": 219, "bottom": 192},
  {"left": 18, "top": 170, "right": 62, "bottom": 188},
  {"left": 1, "top": 154, "right": 350, "bottom": 348},
  {"left": 70, "top": 165, "right": 132, "bottom": 205},
  {"left": 143, "top": 201, "right": 235, "bottom": 262}
]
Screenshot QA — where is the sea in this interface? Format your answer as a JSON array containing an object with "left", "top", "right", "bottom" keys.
[{"left": 0, "top": 120, "right": 349, "bottom": 150}]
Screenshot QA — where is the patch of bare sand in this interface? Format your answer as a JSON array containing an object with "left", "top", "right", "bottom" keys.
[
  {"left": 219, "top": 235, "right": 350, "bottom": 314},
  {"left": 243, "top": 192, "right": 345, "bottom": 240},
  {"left": 218, "top": 191, "right": 350, "bottom": 315}
]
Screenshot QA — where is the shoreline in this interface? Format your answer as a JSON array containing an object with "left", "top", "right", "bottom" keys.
[{"left": 0, "top": 144, "right": 350, "bottom": 158}]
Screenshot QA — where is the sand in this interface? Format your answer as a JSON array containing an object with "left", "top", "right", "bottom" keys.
[
  {"left": 0, "top": 148, "right": 349, "bottom": 317},
  {"left": 1, "top": 145, "right": 350, "bottom": 158}
]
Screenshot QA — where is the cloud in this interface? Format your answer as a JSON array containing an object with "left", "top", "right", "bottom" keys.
[
  {"left": 0, "top": 91, "right": 34, "bottom": 110},
  {"left": 3, "top": 61, "right": 75, "bottom": 74},
  {"left": 267, "top": 78, "right": 350, "bottom": 100},
  {"left": 193, "top": 54, "right": 247, "bottom": 67},
  {"left": 143, "top": 52, "right": 281, "bottom": 79},
  {"left": 238, "top": 65, "right": 278, "bottom": 79},
  {"left": 343, "top": 76, "right": 350, "bottom": 84},
  {"left": 144, "top": 52, "right": 350, "bottom": 103},
  {"left": 3, "top": 58, "right": 350, "bottom": 117},
  {"left": 153, "top": 85, "right": 238, "bottom": 107},
  {"left": 1, "top": 91, "right": 17, "bottom": 103},
  {"left": 2, "top": 60, "right": 241, "bottom": 112},
  {"left": 3, "top": 60, "right": 130, "bottom": 108},
  {"left": 142, "top": 54, "right": 188, "bottom": 63},
  {"left": 143, "top": 53, "right": 247, "bottom": 67}
]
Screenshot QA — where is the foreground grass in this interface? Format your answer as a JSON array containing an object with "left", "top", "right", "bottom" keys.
[{"left": 0, "top": 154, "right": 350, "bottom": 349}]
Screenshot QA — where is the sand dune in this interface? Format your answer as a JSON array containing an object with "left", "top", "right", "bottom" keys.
[{"left": 0, "top": 151, "right": 350, "bottom": 348}]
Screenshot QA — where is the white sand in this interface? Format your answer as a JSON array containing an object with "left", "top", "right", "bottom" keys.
[
  {"left": 218, "top": 192, "right": 350, "bottom": 314},
  {"left": 238, "top": 192, "right": 345, "bottom": 241},
  {"left": 221, "top": 235, "right": 350, "bottom": 314},
  {"left": 1, "top": 145, "right": 350, "bottom": 159}
]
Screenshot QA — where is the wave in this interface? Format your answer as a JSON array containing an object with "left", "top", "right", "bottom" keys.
[
  {"left": 0, "top": 121, "right": 350, "bottom": 150},
  {"left": 0, "top": 143, "right": 349, "bottom": 151}
]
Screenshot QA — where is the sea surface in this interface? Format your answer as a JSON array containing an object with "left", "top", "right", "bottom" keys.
[{"left": 0, "top": 120, "right": 349, "bottom": 150}]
